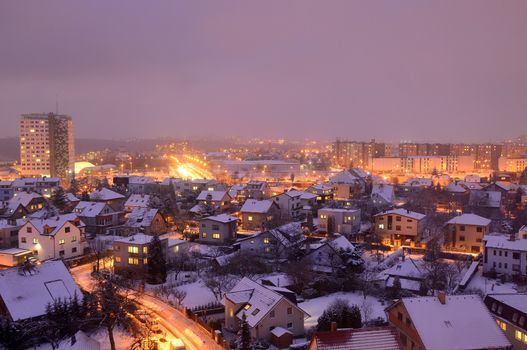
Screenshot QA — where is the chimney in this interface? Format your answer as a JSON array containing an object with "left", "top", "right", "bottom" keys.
[
  {"left": 510, "top": 233, "right": 516, "bottom": 242},
  {"left": 330, "top": 321, "right": 337, "bottom": 332},
  {"left": 438, "top": 291, "right": 446, "bottom": 305}
]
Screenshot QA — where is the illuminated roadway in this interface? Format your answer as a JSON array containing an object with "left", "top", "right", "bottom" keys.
[
  {"left": 71, "top": 263, "right": 223, "bottom": 350},
  {"left": 169, "top": 155, "right": 214, "bottom": 179}
]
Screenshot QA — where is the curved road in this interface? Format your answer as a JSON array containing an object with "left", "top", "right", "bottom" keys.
[{"left": 71, "top": 264, "right": 223, "bottom": 350}]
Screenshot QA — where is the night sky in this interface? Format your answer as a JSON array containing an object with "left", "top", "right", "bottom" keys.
[{"left": 1, "top": 1, "right": 526, "bottom": 142}]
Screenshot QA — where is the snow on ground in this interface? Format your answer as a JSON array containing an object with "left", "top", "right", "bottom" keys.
[
  {"left": 299, "top": 292, "right": 387, "bottom": 329},
  {"left": 465, "top": 266, "right": 518, "bottom": 295},
  {"left": 177, "top": 280, "right": 218, "bottom": 308}
]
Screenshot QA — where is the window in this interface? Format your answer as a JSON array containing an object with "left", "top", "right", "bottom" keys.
[
  {"left": 499, "top": 251, "right": 502, "bottom": 256},
  {"left": 493, "top": 250, "right": 496, "bottom": 256},
  {"left": 71, "top": 236, "right": 77, "bottom": 242},
  {"left": 128, "top": 246, "right": 139, "bottom": 254},
  {"left": 396, "top": 225, "right": 401, "bottom": 231},
  {"left": 396, "top": 216, "right": 401, "bottom": 222},
  {"left": 33, "top": 238, "right": 38, "bottom": 244},
  {"left": 58, "top": 239, "right": 65, "bottom": 245},
  {"left": 143, "top": 246, "right": 148, "bottom": 254},
  {"left": 378, "top": 224, "right": 385, "bottom": 229},
  {"left": 397, "top": 312, "right": 403, "bottom": 321},
  {"left": 406, "top": 317, "right": 412, "bottom": 326},
  {"left": 263, "top": 238, "right": 270, "bottom": 244},
  {"left": 212, "top": 233, "right": 220, "bottom": 239},
  {"left": 513, "top": 313, "right": 519, "bottom": 323},
  {"left": 491, "top": 303, "right": 497, "bottom": 312},
  {"left": 270, "top": 310, "right": 275, "bottom": 318},
  {"left": 72, "top": 247, "right": 77, "bottom": 253},
  {"left": 202, "top": 233, "right": 207, "bottom": 238},
  {"left": 459, "top": 225, "right": 465, "bottom": 231},
  {"left": 244, "top": 304, "right": 251, "bottom": 310},
  {"left": 496, "top": 319, "right": 506, "bottom": 331},
  {"left": 27, "top": 227, "right": 32, "bottom": 233},
  {"left": 21, "top": 237, "right": 26, "bottom": 243},
  {"left": 128, "top": 258, "right": 139, "bottom": 265},
  {"left": 287, "top": 322, "right": 292, "bottom": 329},
  {"left": 143, "top": 258, "right": 148, "bottom": 264},
  {"left": 65, "top": 227, "right": 70, "bottom": 233},
  {"left": 212, "top": 224, "right": 219, "bottom": 230},
  {"left": 287, "top": 307, "right": 292, "bottom": 315},
  {"left": 248, "top": 216, "right": 253, "bottom": 221},
  {"left": 497, "top": 305, "right": 503, "bottom": 315},
  {"left": 513, "top": 252, "right": 520, "bottom": 260},
  {"left": 115, "top": 256, "right": 121, "bottom": 263},
  {"left": 477, "top": 227, "right": 483, "bottom": 233},
  {"left": 251, "top": 308, "right": 260, "bottom": 316},
  {"left": 515, "top": 330, "right": 522, "bottom": 341},
  {"left": 459, "top": 236, "right": 465, "bottom": 241}
]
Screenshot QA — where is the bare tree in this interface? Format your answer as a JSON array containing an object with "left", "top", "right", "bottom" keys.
[{"left": 203, "top": 272, "right": 237, "bottom": 302}]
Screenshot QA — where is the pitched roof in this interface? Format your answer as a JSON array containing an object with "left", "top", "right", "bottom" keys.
[
  {"left": 374, "top": 208, "right": 426, "bottom": 221},
  {"left": 240, "top": 199, "right": 274, "bottom": 213},
  {"left": 197, "top": 190, "right": 230, "bottom": 202},
  {"left": 8, "top": 191, "right": 43, "bottom": 208},
  {"left": 89, "top": 188, "right": 125, "bottom": 201},
  {"left": 329, "top": 170, "right": 359, "bottom": 184},
  {"left": 200, "top": 213, "right": 238, "bottom": 224},
  {"left": 311, "top": 327, "right": 402, "bottom": 350},
  {"left": 74, "top": 201, "right": 111, "bottom": 217},
  {"left": 225, "top": 277, "right": 308, "bottom": 328},
  {"left": 126, "top": 207, "right": 161, "bottom": 228},
  {"left": 396, "top": 295, "right": 511, "bottom": 350},
  {"left": 124, "top": 194, "right": 151, "bottom": 208},
  {"left": 0, "top": 260, "right": 82, "bottom": 321},
  {"left": 446, "top": 213, "right": 491, "bottom": 226},
  {"left": 487, "top": 293, "right": 527, "bottom": 315},
  {"left": 26, "top": 213, "right": 84, "bottom": 236},
  {"left": 484, "top": 235, "right": 527, "bottom": 251},
  {"left": 371, "top": 184, "right": 394, "bottom": 203}
]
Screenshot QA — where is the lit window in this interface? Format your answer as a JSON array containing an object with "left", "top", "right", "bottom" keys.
[
  {"left": 515, "top": 330, "right": 522, "bottom": 341},
  {"left": 244, "top": 304, "right": 251, "bottom": 310},
  {"left": 58, "top": 239, "right": 65, "bottom": 245},
  {"left": 143, "top": 258, "right": 148, "bottom": 264},
  {"left": 202, "top": 233, "right": 207, "bottom": 238},
  {"left": 379, "top": 224, "right": 385, "bottom": 229},
  {"left": 496, "top": 319, "right": 507, "bottom": 331},
  {"left": 248, "top": 216, "right": 253, "bottom": 221},
  {"left": 115, "top": 256, "right": 121, "bottom": 263},
  {"left": 212, "top": 233, "right": 220, "bottom": 239},
  {"left": 71, "top": 235, "right": 77, "bottom": 242},
  {"left": 263, "top": 238, "right": 270, "bottom": 244},
  {"left": 174, "top": 245, "right": 180, "bottom": 253},
  {"left": 33, "top": 238, "right": 38, "bottom": 244},
  {"left": 128, "top": 246, "right": 139, "bottom": 254},
  {"left": 143, "top": 246, "right": 148, "bottom": 254},
  {"left": 128, "top": 258, "right": 139, "bottom": 265}
]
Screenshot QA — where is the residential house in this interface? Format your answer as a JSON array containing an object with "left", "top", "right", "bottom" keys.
[
  {"left": 18, "top": 214, "right": 87, "bottom": 261},
  {"left": 1, "top": 192, "right": 46, "bottom": 219},
  {"left": 484, "top": 294, "right": 527, "bottom": 350},
  {"left": 191, "top": 190, "right": 232, "bottom": 216},
  {"left": 0, "top": 181, "right": 14, "bottom": 202},
  {"left": 124, "top": 194, "right": 151, "bottom": 212},
  {"left": 112, "top": 234, "right": 188, "bottom": 273},
  {"left": 198, "top": 214, "right": 238, "bottom": 245},
  {"left": 237, "top": 222, "right": 305, "bottom": 259},
  {"left": 242, "top": 181, "right": 270, "bottom": 200},
  {"left": 318, "top": 208, "right": 361, "bottom": 236},
  {"left": 446, "top": 213, "right": 491, "bottom": 254},
  {"left": 224, "top": 277, "right": 309, "bottom": 345},
  {"left": 240, "top": 199, "right": 280, "bottom": 231},
  {"left": 307, "top": 184, "right": 334, "bottom": 204},
  {"left": 386, "top": 293, "right": 511, "bottom": 350},
  {"left": 329, "top": 169, "right": 366, "bottom": 200},
  {"left": 308, "top": 326, "right": 403, "bottom": 350},
  {"left": 483, "top": 234, "right": 527, "bottom": 278},
  {"left": 374, "top": 209, "right": 426, "bottom": 247},
  {"left": 272, "top": 191, "right": 305, "bottom": 219},
  {"left": 74, "top": 201, "right": 124, "bottom": 235},
  {"left": 303, "top": 234, "right": 361, "bottom": 273},
  {"left": 378, "top": 256, "right": 427, "bottom": 293},
  {"left": 11, "top": 177, "right": 61, "bottom": 198},
  {"left": 0, "top": 260, "right": 82, "bottom": 321},
  {"left": 123, "top": 208, "right": 167, "bottom": 235},
  {"left": 128, "top": 176, "right": 153, "bottom": 194},
  {"left": 371, "top": 184, "right": 395, "bottom": 208},
  {"left": 89, "top": 188, "right": 126, "bottom": 211},
  {"left": 0, "top": 219, "right": 22, "bottom": 249}
]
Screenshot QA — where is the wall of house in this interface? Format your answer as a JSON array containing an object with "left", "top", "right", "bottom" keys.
[
  {"left": 484, "top": 246, "right": 527, "bottom": 277},
  {"left": 199, "top": 220, "right": 235, "bottom": 244},
  {"left": 374, "top": 214, "right": 423, "bottom": 246},
  {"left": 387, "top": 303, "right": 423, "bottom": 350},
  {"left": 18, "top": 222, "right": 86, "bottom": 261},
  {"left": 241, "top": 212, "right": 268, "bottom": 231},
  {"left": 449, "top": 223, "right": 488, "bottom": 253},
  {"left": 252, "top": 298, "right": 305, "bottom": 340},
  {"left": 0, "top": 226, "right": 19, "bottom": 249}
]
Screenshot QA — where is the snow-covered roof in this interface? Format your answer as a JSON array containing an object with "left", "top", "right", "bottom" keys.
[
  {"left": 200, "top": 213, "right": 238, "bottom": 224},
  {"left": 487, "top": 294, "right": 527, "bottom": 315},
  {"left": 469, "top": 190, "right": 501, "bottom": 208},
  {"left": 0, "top": 260, "right": 82, "bottom": 321},
  {"left": 371, "top": 184, "right": 394, "bottom": 203},
  {"left": 64, "top": 193, "right": 79, "bottom": 203},
  {"left": 225, "top": 277, "right": 308, "bottom": 328},
  {"left": 309, "top": 184, "right": 333, "bottom": 192},
  {"left": 329, "top": 170, "right": 359, "bottom": 184},
  {"left": 74, "top": 201, "right": 111, "bottom": 217},
  {"left": 114, "top": 233, "right": 159, "bottom": 245},
  {"left": 25, "top": 213, "right": 84, "bottom": 236},
  {"left": 311, "top": 327, "right": 402, "bottom": 350},
  {"left": 126, "top": 207, "right": 161, "bottom": 228},
  {"left": 484, "top": 235, "right": 527, "bottom": 251},
  {"left": 396, "top": 295, "right": 511, "bottom": 350},
  {"left": 129, "top": 176, "right": 152, "bottom": 185},
  {"left": 403, "top": 178, "right": 433, "bottom": 187},
  {"left": 196, "top": 190, "right": 230, "bottom": 202},
  {"left": 445, "top": 182, "right": 467, "bottom": 193},
  {"left": 319, "top": 207, "right": 360, "bottom": 214},
  {"left": 124, "top": 194, "right": 150, "bottom": 208},
  {"left": 374, "top": 208, "right": 426, "bottom": 221},
  {"left": 271, "top": 326, "right": 292, "bottom": 338},
  {"left": 446, "top": 213, "right": 491, "bottom": 226},
  {"left": 324, "top": 235, "right": 355, "bottom": 253},
  {"left": 240, "top": 199, "right": 274, "bottom": 213},
  {"left": 382, "top": 257, "right": 426, "bottom": 280},
  {"left": 8, "top": 191, "right": 42, "bottom": 208},
  {"left": 90, "top": 188, "right": 125, "bottom": 201},
  {"left": 239, "top": 222, "right": 305, "bottom": 248}
]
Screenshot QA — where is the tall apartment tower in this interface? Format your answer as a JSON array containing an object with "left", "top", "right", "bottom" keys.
[{"left": 20, "top": 113, "right": 75, "bottom": 179}]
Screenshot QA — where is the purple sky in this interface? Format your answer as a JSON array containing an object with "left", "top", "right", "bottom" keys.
[{"left": 1, "top": 1, "right": 526, "bottom": 142}]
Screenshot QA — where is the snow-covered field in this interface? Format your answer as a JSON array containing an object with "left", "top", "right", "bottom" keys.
[
  {"left": 177, "top": 280, "right": 218, "bottom": 308},
  {"left": 465, "top": 267, "right": 519, "bottom": 295},
  {"left": 299, "top": 292, "right": 387, "bottom": 329}
]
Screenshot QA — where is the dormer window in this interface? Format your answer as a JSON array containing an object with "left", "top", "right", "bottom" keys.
[
  {"left": 251, "top": 308, "right": 260, "bottom": 316},
  {"left": 244, "top": 304, "right": 251, "bottom": 310}
]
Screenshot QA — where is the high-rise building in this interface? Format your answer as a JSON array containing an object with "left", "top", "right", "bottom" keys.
[{"left": 20, "top": 113, "right": 75, "bottom": 179}]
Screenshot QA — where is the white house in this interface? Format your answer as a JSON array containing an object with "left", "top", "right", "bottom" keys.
[
  {"left": 483, "top": 234, "right": 527, "bottom": 278},
  {"left": 124, "top": 194, "right": 151, "bottom": 212},
  {"left": 317, "top": 208, "right": 361, "bottom": 235},
  {"left": 18, "top": 213, "right": 87, "bottom": 261}
]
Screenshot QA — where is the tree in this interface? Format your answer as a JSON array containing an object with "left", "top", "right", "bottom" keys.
[
  {"left": 203, "top": 272, "right": 237, "bottom": 301},
  {"left": 239, "top": 312, "right": 252, "bottom": 350},
  {"left": 81, "top": 191, "right": 90, "bottom": 201},
  {"left": 147, "top": 235, "right": 167, "bottom": 284},
  {"left": 51, "top": 187, "right": 67, "bottom": 212},
  {"left": 69, "top": 178, "right": 80, "bottom": 195},
  {"left": 167, "top": 251, "right": 190, "bottom": 282},
  {"left": 92, "top": 274, "right": 138, "bottom": 350},
  {"left": 390, "top": 276, "right": 402, "bottom": 299},
  {"left": 316, "top": 298, "right": 362, "bottom": 331}
]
